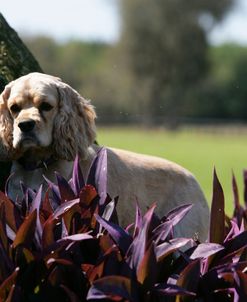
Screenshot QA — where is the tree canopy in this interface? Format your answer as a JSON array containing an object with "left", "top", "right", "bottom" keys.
[{"left": 119, "top": 0, "right": 234, "bottom": 124}]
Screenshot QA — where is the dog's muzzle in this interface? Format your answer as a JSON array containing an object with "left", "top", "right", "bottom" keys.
[{"left": 16, "top": 119, "right": 40, "bottom": 148}]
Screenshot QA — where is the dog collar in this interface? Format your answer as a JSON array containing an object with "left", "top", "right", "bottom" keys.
[{"left": 17, "top": 156, "right": 57, "bottom": 171}]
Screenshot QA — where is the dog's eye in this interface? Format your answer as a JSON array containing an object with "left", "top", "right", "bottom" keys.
[
  {"left": 10, "top": 104, "right": 21, "bottom": 113},
  {"left": 39, "top": 102, "right": 53, "bottom": 111}
]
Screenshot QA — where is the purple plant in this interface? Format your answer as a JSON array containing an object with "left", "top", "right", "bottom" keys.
[
  {"left": 0, "top": 148, "right": 246, "bottom": 301},
  {"left": 87, "top": 169, "right": 247, "bottom": 302}
]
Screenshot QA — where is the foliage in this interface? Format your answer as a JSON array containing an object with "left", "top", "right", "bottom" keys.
[
  {"left": 20, "top": 1, "right": 247, "bottom": 125},
  {"left": 186, "top": 44, "right": 247, "bottom": 121},
  {"left": 0, "top": 148, "right": 247, "bottom": 301},
  {"left": 119, "top": 0, "right": 234, "bottom": 123},
  {"left": 23, "top": 34, "right": 247, "bottom": 124}
]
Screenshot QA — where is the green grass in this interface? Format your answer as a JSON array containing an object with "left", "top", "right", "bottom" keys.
[{"left": 97, "top": 126, "right": 247, "bottom": 214}]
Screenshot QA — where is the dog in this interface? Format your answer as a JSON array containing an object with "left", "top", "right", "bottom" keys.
[{"left": 0, "top": 72, "right": 210, "bottom": 241}]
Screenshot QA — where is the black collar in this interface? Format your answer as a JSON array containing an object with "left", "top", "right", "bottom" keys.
[{"left": 17, "top": 156, "right": 57, "bottom": 171}]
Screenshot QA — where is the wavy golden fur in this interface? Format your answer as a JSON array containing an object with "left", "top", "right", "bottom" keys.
[
  {"left": 52, "top": 81, "right": 96, "bottom": 160},
  {"left": 0, "top": 73, "right": 209, "bottom": 241},
  {"left": 0, "top": 73, "right": 96, "bottom": 161}
]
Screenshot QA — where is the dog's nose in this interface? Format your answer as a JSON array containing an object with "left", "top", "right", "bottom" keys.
[{"left": 18, "top": 120, "right": 36, "bottom": 132}]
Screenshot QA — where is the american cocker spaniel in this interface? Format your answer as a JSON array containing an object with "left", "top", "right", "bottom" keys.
[{"left": 0, "top": 73, "right": 209, "bottom": 240}]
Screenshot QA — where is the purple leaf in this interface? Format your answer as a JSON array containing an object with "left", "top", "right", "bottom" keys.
[
  {"left": 133, "top": 201, "right": 143, "bottom": 238},
  {"left": 29, "top": 185, "right": 43, "bottom": 247},
  {"left": 136, "top": 242, "right": 157, "bottom": 289},
  {"left": 0, "top": 240, "right": 14, "bottom": 279},
  {"left": 190, "top": 243, "right": 224, "bottom": 260},
  {"left": 224, "top": 220, "right": 241, "bottom": 242},
  {"left": 201, "top": 261, "right": 247, "bottom": 294},
  {"left": 234, "top": 271, "right": 247, "bottom": 301},
  {"left": 176, "top": 259, "right": 201, "bottom": 293},
  {"left": 53, "top": 198, "right": 80, "bottom": 219},
  {"left": 29, "top": 186, "right": 43, "bottom": 213},
  {"left": 126, "top": 204, "right": 156, "bottom": 270},
  {"left": 223, "top": 230, "right": 247, "bottom": 257},
  {"left": 71, "top": 155, "right": 85, "bottom": 196},
  {"left": 44, "top": 175, "right": 61, "bottom": 206},
  {"left": 163, "top": 204, "right": 193, "bottom": 226},
  {"left": 0, "top": 268, "right": 19, "bottom": 301},
  {"left": 87, "top": 276, "right": 136, "bottom": 301},
  {"left": 58, "top": 233, "right": 93, "bottom": 243},
  {"left": 154, "top": 283, "right": 196, "bottom": 297},
  {"left": 232, "top": 172, "right": 240, "bottom": 210},
  {"left": 55, "top": 172, "right": 76, "bottom": 203},
  {"left": 0, "top": 191, "right": 22, "bottom": 232},
  {"left": 152, "top": 220, "right": 174, "bottom": 244},
  {"left": 217, "top": 245, "right": 247, "bottom": 267},
  {"left": 99, "top": 199, "right": 118, "bottom": 233},
  {"left": 0, "top": 203, "right": 8, "bottom": 251},
  {"left": 95, "top": 148, "right": 108, "bottom": 206},
  {"left": 209, "top": 168, "right": 225, "bottom": 244},
  {"left": 12, "top": 210, "right": 37, "bottom": 249},
  {"left": 79, "top": 185, "right": 98, "bottom": 207},
  {"left": 95, "top": 214, "right": 132, "bottom": 255},
  {"left": 209, "top": 230, "right": 247, "bottom": 268},
  {"left": 20, "top": 183, "right": 36, "bottom": 212},
  {"left": 5, "top": 283, "right": 21, "bottom": 302},
  {"left": 61, "top": 219, "right": 68, "bottom": 238},
  {"left": 243, "top": 169, "right": 247, "bottom": 208},
  {"left": 60, "top": 284, "right": 81, "bottom": 302},
  {"left": 232, "top": 172, "right": 244, "bottom": 227},
  {"left": 87, "top": 148, "right": 108, "bottom": 205},
  {"left": 156, "top": 238, "right": 193, "bottom": 261},
  {"left": 101, "top": 199, "right": 116, "bottom": 222}
]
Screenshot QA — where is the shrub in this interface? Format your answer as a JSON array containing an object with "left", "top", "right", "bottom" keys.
[{"left": 0, "top": 148, "right": 246, "bottom": 301}]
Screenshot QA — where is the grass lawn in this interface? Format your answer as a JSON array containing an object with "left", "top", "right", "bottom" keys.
[{"left": 97, "top": 125, "right": 247, "bottom": 215}]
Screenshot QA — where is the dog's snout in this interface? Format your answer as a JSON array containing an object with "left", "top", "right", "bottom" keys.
[{"left": 18, "top": 120, "right": 36, "bottom": 133}]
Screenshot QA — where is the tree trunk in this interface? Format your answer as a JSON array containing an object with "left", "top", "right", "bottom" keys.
[
  {"left": 0, "top": 13, "right": 43, "bottom": 190},
  {"left": 0, "top": 13, "right": 43, "bottom": 92}
]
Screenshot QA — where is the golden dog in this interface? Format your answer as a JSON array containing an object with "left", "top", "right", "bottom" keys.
[{"left": 0, "top": 73, "right": 209, "bottom": 240}]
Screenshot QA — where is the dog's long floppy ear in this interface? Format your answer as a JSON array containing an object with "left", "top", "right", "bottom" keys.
[
  {"left": 53, "top": 81, "right": 96, "bottom": 161},
  {"left": 0, "top": 84, "right": 14, "bottom": 160}
]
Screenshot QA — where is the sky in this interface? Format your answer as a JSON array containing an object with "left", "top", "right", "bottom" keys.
[{"left": 1, "top": 0, "right": 247, "bottom": 45}]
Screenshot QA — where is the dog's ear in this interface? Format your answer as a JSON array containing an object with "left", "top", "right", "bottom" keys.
[
  {"left": 0, "top": 84, "right": 14, "bottom": 160},
  {"left": 53, "top": 81, "right": 96, "bottom": 161}
]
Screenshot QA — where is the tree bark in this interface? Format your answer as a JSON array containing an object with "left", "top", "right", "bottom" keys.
[
  {"left": 0, "top": 13, "right": 43, "bottom": 92},
  {"left": 0, "top": 13, "right": 43, "bottom": 190}
]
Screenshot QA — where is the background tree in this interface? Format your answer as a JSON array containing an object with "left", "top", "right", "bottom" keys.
[
  {"left": 5, "top": 0, "right": 243, "bottom": 125},
  {"left": 119, "top": 0, "right": 234, "bottom": 125}
]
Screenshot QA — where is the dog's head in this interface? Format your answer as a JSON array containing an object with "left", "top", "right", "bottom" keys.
[{"left": 0, "top": 72, "right": 96, "bottom": 161}]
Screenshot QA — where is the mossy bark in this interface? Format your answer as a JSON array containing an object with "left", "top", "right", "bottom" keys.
[
  {"left": 0, "top": 13, "right": 43, "bottom": 92},
  {"left": 0, "top": 13, "right": 43, "bottom": 190}
]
